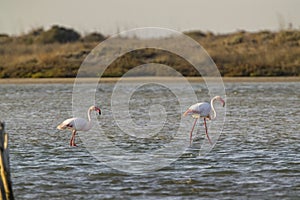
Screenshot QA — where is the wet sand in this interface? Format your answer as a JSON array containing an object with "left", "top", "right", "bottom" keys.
[{"left": 0, "top": 77, "right": 299, "bottom": 84}]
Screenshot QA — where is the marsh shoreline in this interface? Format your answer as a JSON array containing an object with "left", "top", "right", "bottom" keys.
[{"left": 0, "top": 77, "right": 300, "bottom": 84}]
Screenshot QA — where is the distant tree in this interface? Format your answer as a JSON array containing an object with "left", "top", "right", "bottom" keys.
[{"left": 37, "top": 25, "right": 80, "bottom": 44}]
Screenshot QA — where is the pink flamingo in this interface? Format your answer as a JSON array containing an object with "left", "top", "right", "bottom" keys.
[
  {"left": 57, "top": 106, "right": 101, "bottom": 146},
  {"left": 183, "top": 96, "right": 225, "bottom": 146}
]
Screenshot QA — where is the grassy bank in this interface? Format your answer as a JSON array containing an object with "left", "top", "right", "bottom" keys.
[
  {"left": 0, "top": 26, "right": 300, "bottom": 78},
  {"left": 1, "top": 77, "right": 299, "bottom": 84}
]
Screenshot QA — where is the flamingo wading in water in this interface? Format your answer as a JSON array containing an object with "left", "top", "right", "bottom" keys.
[
  {"left": 183, "top": 96, "right": 225, "bottom": 146},
  {"left": 57, "top": 106, "right": 101, "bottom": 146}
]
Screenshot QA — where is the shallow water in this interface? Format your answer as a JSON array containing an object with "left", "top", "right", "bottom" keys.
[{"left": 0, "top": 81, "right": 299, "bottom": 199}]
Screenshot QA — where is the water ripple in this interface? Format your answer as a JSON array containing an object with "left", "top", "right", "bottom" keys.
[{"left": 0, "top": 82, "right": 299, "bottom": 199}]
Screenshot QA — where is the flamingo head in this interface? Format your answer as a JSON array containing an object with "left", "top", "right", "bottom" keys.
[
  {"left": 214, "top": 96, "right": 225, "bottom": 107},
  {"left": 91, "top": 106, "right": 101, "bottom": 115},
  {"left": 95, "top": 107, "right": 102, "bottom": 115}
]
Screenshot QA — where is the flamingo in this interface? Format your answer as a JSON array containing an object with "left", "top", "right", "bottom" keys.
[
  {"left": 183, "top": 96, "right": 225, "bottom": 146},
  {"left": 57, "top": 106, "right": 101, "bottom": 146}
]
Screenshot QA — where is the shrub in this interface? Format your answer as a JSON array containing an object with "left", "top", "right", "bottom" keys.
[
  {"left": 274, "top": 30, "right": 300, "bottom": 44},
  {"left": 0, "top": 34, "right": 12, "bottom": 44},
  {"left": 37, "top": 25, "right": 80, "bottom": 44},
  {"left": 82, "top": 32, "right": 105, "bottom": 42},
  {"left": 184, "top": 31, "right": 207, "bottom": 40},
  {"left": 224, "top": 34, "right": 244, "bottom": 45},
  {"left": 28, "top": 28, "right": 44, "bottom": 36}
]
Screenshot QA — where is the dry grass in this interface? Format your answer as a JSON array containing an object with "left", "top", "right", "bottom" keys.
[{"left": 0, "top": 28, "right": 299, "bottom": 78}]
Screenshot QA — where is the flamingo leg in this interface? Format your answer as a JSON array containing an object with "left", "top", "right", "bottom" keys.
[
  {"left": 204, "top": 118, "right": 212, "bottom": 145},
  {"left": 189, "top": 118, "right": 198, "bottom": 146},
  {"left": 70, "top": 130, "right": 77, "bottom": 147}
]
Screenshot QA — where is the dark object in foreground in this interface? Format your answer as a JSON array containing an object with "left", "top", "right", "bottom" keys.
[{"left": 0, "top": 122, "right": 14, "bottom": 200}]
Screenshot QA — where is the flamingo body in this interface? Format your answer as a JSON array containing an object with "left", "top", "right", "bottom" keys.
[
  {"left": 185, "top": 102, "right": 211, "bottom": 119},
  {"left": 57, "top": 106, "right": 101, "bottom": 146},
  {"left": 57, "top": 117, "right": 92, "bottom": 131}
]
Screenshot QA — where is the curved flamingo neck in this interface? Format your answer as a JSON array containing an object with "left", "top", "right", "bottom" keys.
[
  {"left": 87, "top": 108, "right": 93, "bottom": 122},
  {"left": 83, "top": 108, "right": 93, "bottom": 130},
  {"left": 210, "top": 97, "right": 217, "bottom": 119}
]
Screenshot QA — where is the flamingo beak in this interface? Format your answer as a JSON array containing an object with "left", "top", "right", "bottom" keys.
[
  {"left": 221, "top": 99, "right": 225, "bottom": 107},
  {"left": 95, "top": 107, "right": 101, "bottom": 115}
]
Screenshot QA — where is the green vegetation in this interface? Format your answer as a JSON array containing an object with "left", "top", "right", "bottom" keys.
[{"left": 0, "top": 25, "right": 299, "bottom": 78}]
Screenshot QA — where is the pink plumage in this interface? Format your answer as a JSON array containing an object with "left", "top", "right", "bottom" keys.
[{"left": 183, "top": 102, "right": 212, "bottom": 118}]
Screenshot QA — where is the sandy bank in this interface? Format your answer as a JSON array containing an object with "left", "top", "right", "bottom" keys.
[{"left": 0, "top": 77, "right": 299, "bottom": 84}]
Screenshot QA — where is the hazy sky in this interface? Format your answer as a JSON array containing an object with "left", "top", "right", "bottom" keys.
[{"left": 1, "top": 0, "right": 300, "bottom": 36}]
